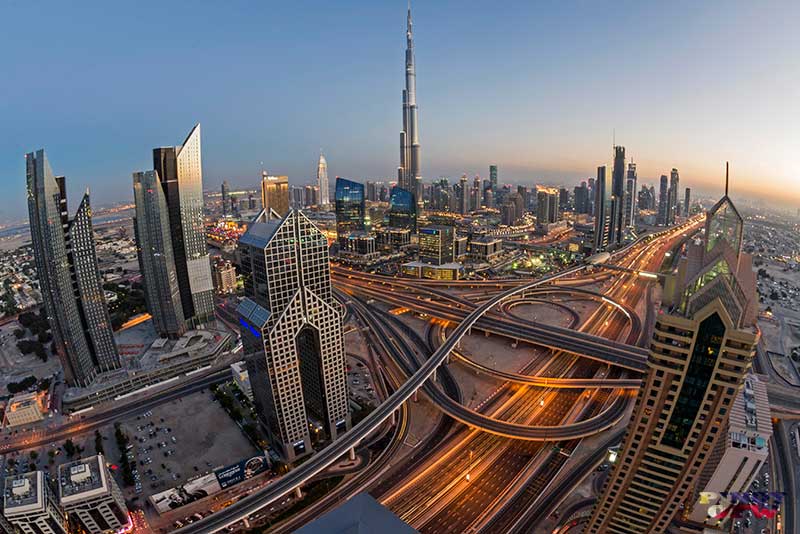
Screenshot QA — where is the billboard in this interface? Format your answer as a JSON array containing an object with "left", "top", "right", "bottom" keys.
[
  {"left": 214, "top": 454, "right": 269, "bottom": 489},
  {"left": 149, "top": 473, "right": 222, "bottom": 514}
]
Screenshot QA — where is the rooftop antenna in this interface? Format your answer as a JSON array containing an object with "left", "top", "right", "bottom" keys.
[
  {"left": 612, "top": 128, "right": 616, "bottom": 148},
  {"left": 725, "top": 161, "right": 729, "bottom": 196}
]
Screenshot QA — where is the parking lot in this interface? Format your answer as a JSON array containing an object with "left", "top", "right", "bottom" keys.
[
  {"left": 347, "top": 356, "right": 378, "bottom": 407},
  {"left": 119, "top": 388, "right": 260, "bottom": 508}
]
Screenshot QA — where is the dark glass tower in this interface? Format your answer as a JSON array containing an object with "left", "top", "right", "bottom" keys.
[
  {"left": 133, "top": 171, "right": 186, "bottom": 338},
  {"left": 610, "top": 145, "right": 626, "bottom": 245},
  {"left": 26, "top": 150, "right": 120, "bottom": 387},
  {"left": 334, "top": 178, "right": 366, "bottom": 244},
  {"left": 152, "top": 124, "right": 214, "bottom": 327},
  {"left": 388, "top": 186, "right": 417, "bottom": 232},
  {"left": 593, "top": 165, "right": 612, "bottom": 251}
]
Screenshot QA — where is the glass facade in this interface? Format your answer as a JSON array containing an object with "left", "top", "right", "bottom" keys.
[
  {"left": 334, "top": 178, "right": 365, "bottom": 241},
  {"left": 388, "top": 186, "right": 417, "bottom": 232},
  {"left": 706, "top": 197, "right": 743, "bottom": 254},
  {"left": 662, "top": 312, "right": 725, "bottom": 449}
]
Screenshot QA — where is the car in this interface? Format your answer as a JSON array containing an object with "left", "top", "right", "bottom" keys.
[{"left": 171, "top": 436, "right": 177, "bottom": 443}]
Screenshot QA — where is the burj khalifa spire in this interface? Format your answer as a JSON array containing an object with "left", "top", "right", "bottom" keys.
[{"left": 398, "top": 3, "right": 421, "bottom": 204}]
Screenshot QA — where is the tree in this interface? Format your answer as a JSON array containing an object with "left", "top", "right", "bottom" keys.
[
  {"left": 94, "top": 430, "right": 105, "bottom": 456},
  {"left": 64, "top": 439, "right": 77, "bottom": 457},
  {"left": 29, "top": 451, "right": 38, "bottom": 461},
  {"left": 13, "top": 329, "right": 24, "bottom": 339}
]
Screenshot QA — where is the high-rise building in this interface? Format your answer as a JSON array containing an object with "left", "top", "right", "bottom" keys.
[
  {"left": 260, "top": 172, "right": 289, "bottom": 218},
  {"left": 500, "top": 202, "right": 517, "bottom": 226},
  {"left": 304, "top": 185, "right": 320, "bottom": 208},
  {"left": 610, "top": 145, "right": 626, "bottom": 245},
  {"left": 657, "top": 174, "right": 669, "bottom": 225},
  {"left": 684, "top": 187, "right": 691, "bottom": 217},
  {"left": 221, "top": 180, "right": 230, "bottom": 217},
  {"left": 26, "top": 150, "right": 120, "bottom": 387},
  {"left": 574, "top": 182, "right": 590, "bottom": 215},
  {"left": 398, "top": 6, "right": 422, "bottom": 204},
  {"left": 334, "top": 178, "right": 366, "bottom": 243},
  {"left": 458, "top": 174, "right": 469, "bottom": 215},
  {"left": 536, "top": 186, "right": 560, "bottom": 225},
  {"left": 418, "top": 226, "right": 455, "bottom": 265},
  {"left": 489, "top": 165, "right": 498, "bottom": 192},
  {"left": 133, "top": 171, "right": 187, "bottom": 338},
  {"left": 593, "top": 165, "right": 612, "bottom": 251},
  {"left": 688, "top": 373, "right": 772, "bottom": 523},
  {"left": 317, "top": 153, "right": 330, "bottom": 208},
  {"left": 668, "top": 168, "right": 680, "bottom": 224},
  {"left": 152, "top": 124, "right": 214, "bottom": 327},
  {"left": 388, "top": 186, "right": 417, "bottom": 232},
  {"left": 624, "top": 162, "right": 638, "bottom": 227},
  {"left": 58, "top": 455, "right": 129, "bottom": 534},
  {"left": 3, "top": 471, "right": 68, "bottom": 534},
  {"left": 586, "top": 168, "right": 759, "bottom": 534},
  {"left": 237, "top": 210, "right": 350, "bottom": 461},
  {"left": 558, "top": 187, "right": 570, "bottom": 211}
]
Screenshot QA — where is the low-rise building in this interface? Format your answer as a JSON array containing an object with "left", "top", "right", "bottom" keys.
[
  {"left": 3, "top": 471, "right": 68, "bottom": 534},
  {"left": 401, "top": 261, "right": 462, "bottom": 281},
  {"left": 213, "top": 258, "right": 237, "bottom": 294},
  {"left": 375, "top": 227, "right": 412, "bottom": 253},
  {"left": 3, "top": 392, "right": 46, "bottom": 428},
  {"left": 58, "top": 455, "right": 129, "bottom": 534},
  {"left": 230, "top": 360, "right": 253, "bottom": 401},
  {"left": 469, "top": 236, "right": 503, "bottom": 263}
]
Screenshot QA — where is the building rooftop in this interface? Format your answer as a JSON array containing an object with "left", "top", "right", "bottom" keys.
[
  {"left": 58, "top": 455, "right": 108, "bottom": 503},
  {"left": 3, "top": 471, "right": 44, "bottom": 514},
  {"left": 294, "top": 493, "right": 418, "bottom": 534},
  {"left": 238, "top": 219, "right": 282, "bottom": 250}
]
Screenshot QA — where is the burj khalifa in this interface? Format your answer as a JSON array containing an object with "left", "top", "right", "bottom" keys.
[{"left": 398, "top": 5, "right": 421, "bottom": 204}]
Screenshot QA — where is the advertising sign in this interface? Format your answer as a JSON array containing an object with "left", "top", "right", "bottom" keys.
[{"left": 214, "top": 454, "right": 269, "bottom": 489}]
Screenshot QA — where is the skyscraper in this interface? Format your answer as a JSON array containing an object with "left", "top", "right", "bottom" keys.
[
  {"left": 133, "top": 171, "right": 186, "bottom": 338},
  {"left": 458, "top": 174, "right": 469, "bottom": 215},
  {"left": 585, "top": 167, "right": 759, "bottom": 534},
  {"left": 684, "top": 187, "right": 691, "bottom": 217},
  {"left": 388, "top": 186, "right": 417, "bottom": 232},
  {"left": 317, "top": 153, "right": 329, "bottom": 208},
  {"left": 237, "top": 210, "right": 350, "bottom": 461},
  {"left": 221, "top": 180, "right": 230, "bottom": 217},
  {"left": 536, "top": 186, "right": 560, "bottom": 225},
  {"left": 3, "top": 470, "right": 68, "bottom": 534},
  {"left": 574, "top": 182, "right": 590, "bottom": 215},
  {"left": 668, "top": 168, "right": 680, "bottom": 224},
  {"left": 398, "top": 5, "right": 421, "bottom": 203},
  {"left": 59, "top": 455, "right": 129, "bottom": 534},
  {"left": 593, "top": 165, "right": 612, "bottom": 251},
  {"left": 26, "top": 150, "right": 120, "bottom": 387},
  {"left": 152, "top": 124, "right": 214, "bottom": 327},
  {"left": 487, "top": 165, "right": 498, "bottom": 193},
  {"left": 418, "top": 226, "right": 455, "bottom": 265},
  {"left": 260, "top": 172, "right": 289, "bottom": 218},
  {"left": 610, "top": 145, "right": 626, "bottom": 245},
  {"left": 624, "top": 161, "right": 638, "bottom": 228},
  {"left": 657, "top": 174, "right": 669, "bottom": 225},
  {"left": 334, "top": 177, "right": 366, "bottom": 243}
]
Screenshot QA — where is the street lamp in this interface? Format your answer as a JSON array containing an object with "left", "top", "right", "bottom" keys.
[{"left": 465, "top": 449, "right": 474, "bottom": 482}]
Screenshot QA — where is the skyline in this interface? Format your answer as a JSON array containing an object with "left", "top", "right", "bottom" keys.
[{"left": 2, "top": 1, "right": 799, "bottom": 221}]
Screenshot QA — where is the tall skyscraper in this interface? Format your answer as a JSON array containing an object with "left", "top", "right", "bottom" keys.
[
  {"left": 684, "top": 187, "right": 691, "bottom": 217},
  {"left": 585, "top": 168, "right": 759, "bottom": 534},
  {"left": 388, "top": 186, "right": 417, "bottom": 232},
  {"left": 26, "top": 150, "right": 120, "bottom": 387},
  {"left": 489, "top": 165, "right": 498, "bottom": 192},
  {"left": 133, "top": 171, "right": 186, "bottom": 338},
  {"left": 668, "top": 168, "right": 680, "bottom": 224},
  {"left": 237, "top": 210, "right": 350, "bottom": 461},
  {"left": 260, "top": 172, "right": 289, "bottom": 218},
  {"left": 593, "top": 165, "right": 612, "bottom": 251},
  {"left": 317, "top": 153, "right": 329, "bottom": 208},
  {"left": 152, "top": 124, "right": 214, "bottom": 327},
  {"left": 334, "top": 177, "right": 366, "bottom": 243},
  {"left": 458, "top": 174, "right": 469, "bottom": 215},
  {"left": 536, "top": 186, "right": 560, "bottom": 225},
  {"left": 610, "top": 145, "right": 626, "bottom": 245},
  {"left": 657, "top": 174, "right": 669, "bottom": 225},
  {"left": 624, "top": 161, "right": 638, "bottom": 227},
  {"left": 398, "top": 5, "right": 421, "bottom": 203},
  {"left": 574, "top": 182, "right": 590, "bottom": 214},
  {"left": 221, "top": 180, "right": 230, "bottom": 217}
]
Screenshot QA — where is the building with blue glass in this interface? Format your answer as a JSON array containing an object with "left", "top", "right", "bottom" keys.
[
  {"left": 334, "top": 178, "right": 365, "bottom": 244},
  {"left": 388, "top": 186, "right": 417, "bottom": 232}
]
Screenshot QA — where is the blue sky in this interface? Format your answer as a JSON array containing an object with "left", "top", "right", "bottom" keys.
[{"left": 1, "top": 0, "right": 798, "bottom": 221}]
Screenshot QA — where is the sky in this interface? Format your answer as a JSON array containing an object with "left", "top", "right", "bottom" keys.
[{"left": 1, "top": 0, "right": 798, "bottom": 222}]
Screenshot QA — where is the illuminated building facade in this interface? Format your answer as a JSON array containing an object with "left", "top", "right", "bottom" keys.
[
  {"left": 418, "top": 226, "right": 454, "bottom": 265},
  {"left": 237, "top": 210, "right": 350, "bottom": 461},
  {"left": 388, "top": 186, "right": 417, "bottom": 232},
  {"left": 26, "top": 150, "right": 120, "bottom": 387},
  {"left": 334, "top": 178, "right": 366, "bottom": 243},
  {"left": 317, "top": 153, "right": 329, "bottom": 208},
  {"left": 260, "top": 172, "right": 289, "bottom": 218}
]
